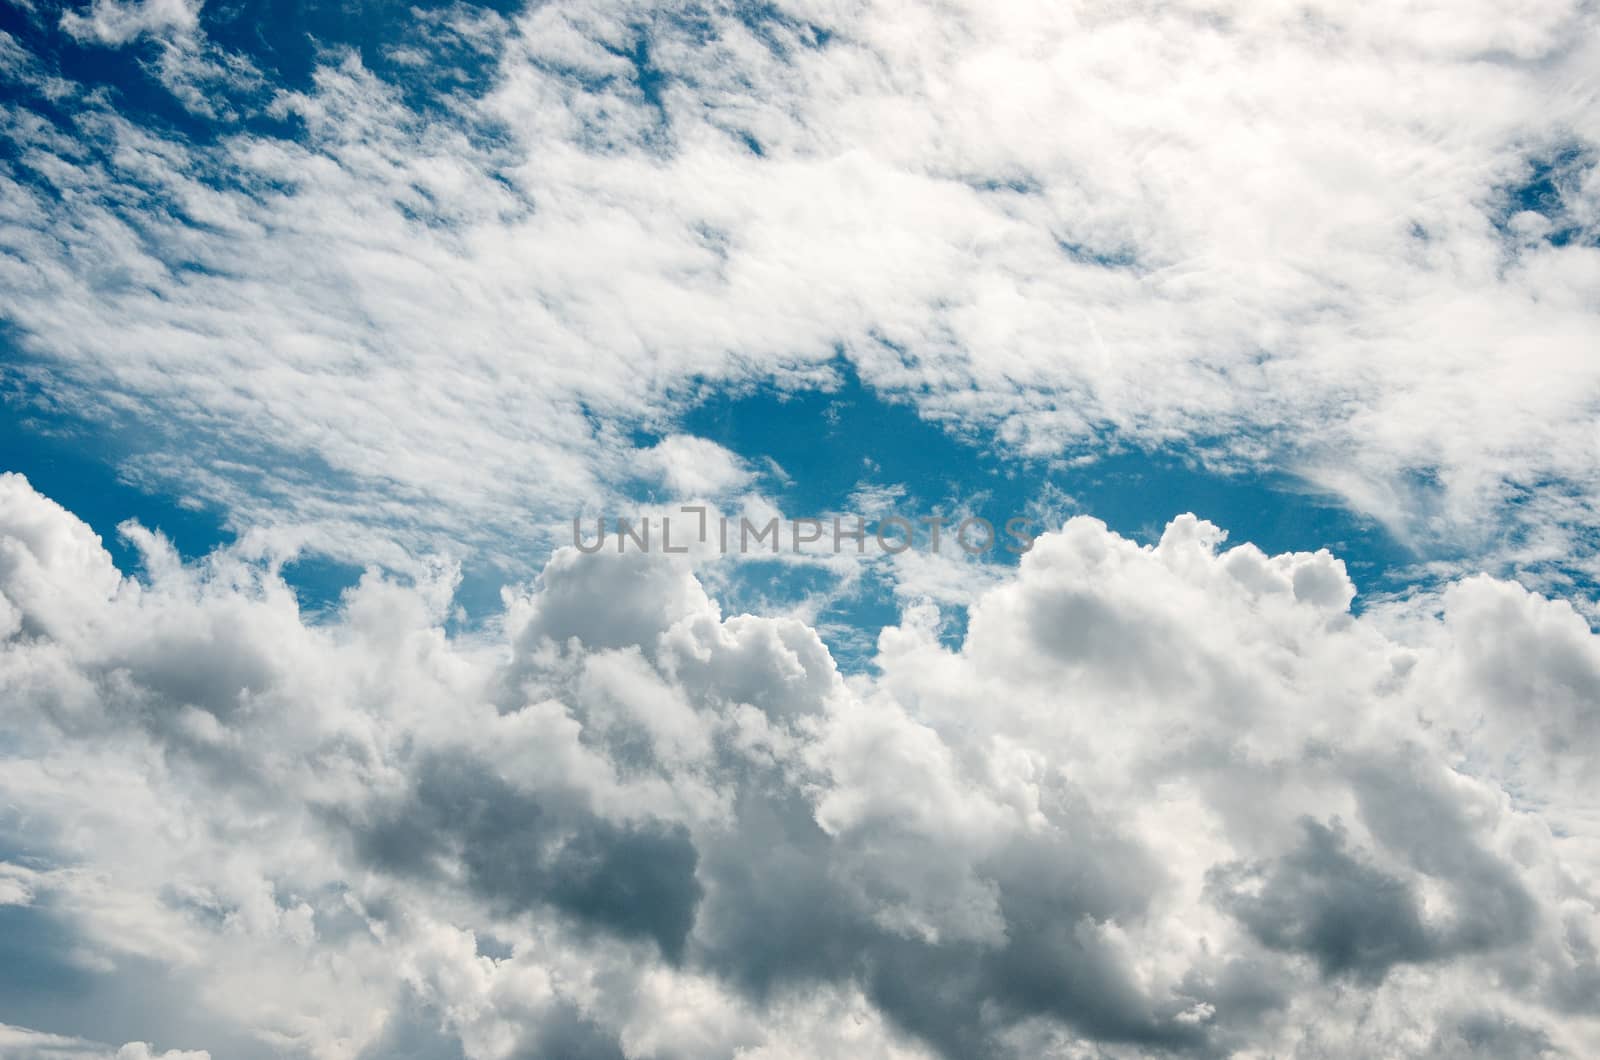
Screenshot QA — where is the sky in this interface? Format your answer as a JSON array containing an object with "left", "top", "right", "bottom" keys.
[{"left": 0, "top": 0, "right": 1599, "bottom": 1057}]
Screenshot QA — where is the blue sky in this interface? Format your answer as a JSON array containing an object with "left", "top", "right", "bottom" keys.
[
  {"left": 3, "top": 342, "right": 1424, "bottom": 664},
  {"left": 2, "top": 1, "right": 1600, "bottom": 1058}
]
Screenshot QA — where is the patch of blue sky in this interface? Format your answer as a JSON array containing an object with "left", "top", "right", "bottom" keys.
[
  {"left": 0, "top": 353, "right": 230, "bottom": 570},
  {"left": 675, "top": 360, "right": 1416, "bottom": 589},
  {"left": 2, "top": 4, "right": 270, "bottom": 142},
  {"left": 2, "top": 0, "right": 517, "bottom": 143},
  {"left": 1494, "top": 142, "right": 1597, "bottom": 249},
  {"left": 728, "top": 2, "right": 834, "bottom": 55},
  {"left": 0, "top": 341, "right": 375, "bottom": 619},
  {"left": 640, "top": 360, "right": 1430, "bottom": 667}
]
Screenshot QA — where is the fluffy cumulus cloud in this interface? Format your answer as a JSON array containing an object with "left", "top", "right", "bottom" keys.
[
  {"left": 1, "top": 0, "right": 1599, "bottom": 576},
  {"left": 2, "top": 471, "right": 1597, "bottom": 1057}
]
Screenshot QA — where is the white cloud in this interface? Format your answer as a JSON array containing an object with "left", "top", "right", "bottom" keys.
[
  {"left": 58, "top": 0, "right": 200, "bottom": 46},
  {"left": 1, "top": 474, "right": 1597, "bottom": 1056},
  {"left": 0, "top": 1023, "right": 209, "bottom": 1060},
  {"left": 636, "top": 435, "right": 753, "bottom": 499},
  {"left": 1, "top": 0, "right": 1598, "bottom": 580}
]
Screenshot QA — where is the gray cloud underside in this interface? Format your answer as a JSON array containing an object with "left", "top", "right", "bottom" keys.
[{"left": 1, "top": 473, "right": 1597, "bottom": 1057}]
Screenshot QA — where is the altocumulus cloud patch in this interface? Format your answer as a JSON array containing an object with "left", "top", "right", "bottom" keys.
[
  {"left": 1, "top": 472, "right": 1598, "bottom": 1057},
  {"left": 3, "top": 0, "right": 1600, "bottom": 587}
]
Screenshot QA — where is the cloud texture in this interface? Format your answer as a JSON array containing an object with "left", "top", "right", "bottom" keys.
[
  {"left": 4, "top": 0, "right": 1600, "bottom": 1054},
  {"left": 1, "top": 472, "right": 1596, "bottom": 1057},
  {"left": 1, "top": 0, "right": 1599, "bottom": 576}
]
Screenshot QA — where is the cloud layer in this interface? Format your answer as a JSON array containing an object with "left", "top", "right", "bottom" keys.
[
  {"left": 2, "top": 0, "right": 1598, "bottom": 578},
  {"left": 1, "top": 472, "right": 1596, "bottom": 1057}
]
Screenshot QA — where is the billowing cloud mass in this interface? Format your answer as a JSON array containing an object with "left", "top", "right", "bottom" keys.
[{"left": 2, "top": 471, "right": 1597, "bottom": 1057}]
